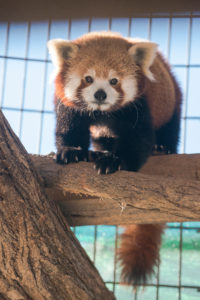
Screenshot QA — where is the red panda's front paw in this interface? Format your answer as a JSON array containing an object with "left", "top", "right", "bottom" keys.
[
  {"left": 56, "top": 146, "right": 88, "bottom": 164},
  {"left": 94, "top": 152, "right": 121, "bottom": 174},
  {"left": 152, "top": 144, "right": 172, "bottom": 155}
]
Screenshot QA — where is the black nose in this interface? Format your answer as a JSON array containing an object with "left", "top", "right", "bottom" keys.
[{"left": 94, "top": 89, "right": 107, "bottom": 102}]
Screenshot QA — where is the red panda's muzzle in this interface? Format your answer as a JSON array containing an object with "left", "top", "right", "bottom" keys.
[{"left": 94, "top": 89, "right": 107, "bottom": 103}]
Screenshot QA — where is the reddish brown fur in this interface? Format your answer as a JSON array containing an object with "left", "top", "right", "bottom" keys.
[
  {"left": 53, "top": 32, "right": 180, "bottom": 129},
  {"left": 145, "top": 53, "right": 177, "bottom": 128},
  {"left": 54, "top": 63, "right": 76, "bottom": 107},
  {"left": 135, "top": 69, "right": 147, "bottom": 98},
  {"left": 53, "top": 33, "right": 140, "bottom": 109},
  {"left": 54, "top": 72, "right": 66, "bottom": 103},
  {"left": 109, "top": 83, "right": 125, "bottom": 110},
  {"left": 73, "top": 32, "right": 137, "bottom": 78},
  {"left": 55, "top": 71, "right": 75, "bottom": 107},
  {"left": 118, "top": 224, "right": 165, "bottom": 286},
  {"left": 157, "top": 53, "right": 182, "bottom": 118}
]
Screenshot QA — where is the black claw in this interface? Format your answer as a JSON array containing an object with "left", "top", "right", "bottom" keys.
[
  {"left": 152, "top": 144, "right": 172, "bottom": 155},
  {"left": 64, "top": 157, "right": 68, "bottom": 164},
  {"left": 56, "top": 147, "right": 88, "bottom": 164},
  {"left": 94, "top": 152, "right": 120, "bottom": 174}
]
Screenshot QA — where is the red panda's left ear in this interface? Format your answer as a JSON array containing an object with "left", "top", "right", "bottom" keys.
[
  {"left": 128, "top": 42, "right": 158, "bottom": 81},
  {"left": 48, "top": 39, "right": 79, "bottom": 69}
]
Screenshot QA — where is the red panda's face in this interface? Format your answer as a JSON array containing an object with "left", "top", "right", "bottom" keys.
[
  {"left": 64, "top": 67, "right": 138, "bottom": 111},
  {"left": 48, "top": 33, "right": 157, "bottom": 111}
]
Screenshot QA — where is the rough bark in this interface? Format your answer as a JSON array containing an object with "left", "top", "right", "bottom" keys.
[
  {"left": 31, "top": 154, "right": 200, "bottom": 226},
  {"left": 0, "top": 111, "right": 115, "bottom": 299}
]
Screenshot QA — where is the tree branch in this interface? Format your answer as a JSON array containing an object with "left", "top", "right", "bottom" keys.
[{"left": 31, "top": 153, "right": 200, "bottom": 226}]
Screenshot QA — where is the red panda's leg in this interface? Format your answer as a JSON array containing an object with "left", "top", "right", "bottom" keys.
[
  {"left": 154, "top": 76, "right": 182, "bottom": 155},
  {"left": 89, "top": 97, "right": 155, "bottom": 174},
  {"left": 55, "top": 100, "right": 90, "bottom": 164},
  {"left": 118, "top": 224, "right": 165, "bottom": 286},
  {"left": 155, "top": 108, "right": 180, "bottom": 154}
]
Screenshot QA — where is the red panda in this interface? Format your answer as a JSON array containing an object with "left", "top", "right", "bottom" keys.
[{"left": 48, "top": 32, "right": 182, "bottom": 287}]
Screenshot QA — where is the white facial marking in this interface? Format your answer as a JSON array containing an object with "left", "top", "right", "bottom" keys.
[
  {"left": 121, "top": 76, "right": 138, "bottom": 104},
  {"left": 65, "top": 73, "right": 81, "bottom": 100},
  {"left": 64, "top": 69, "right": 138, "bottom": 110},
  {"left": 82, "top": 78, "right": 119, "bottom": 110}
]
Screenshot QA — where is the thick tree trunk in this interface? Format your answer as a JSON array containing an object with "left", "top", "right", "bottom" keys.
[
  {"left": 31, "top": 154, "right": 200, "bottom": 226},
  {"left": 0, "top": 111, "right": 115, "bottom": 299}
]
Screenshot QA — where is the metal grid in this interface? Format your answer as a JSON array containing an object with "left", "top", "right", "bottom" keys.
[{"left": 0, "top": 13, "right": 200, "bottom": 300}]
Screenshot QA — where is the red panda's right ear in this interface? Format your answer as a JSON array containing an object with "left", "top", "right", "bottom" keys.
[{"left": 47, "top": 39, "right": 79, "bottom": 68}]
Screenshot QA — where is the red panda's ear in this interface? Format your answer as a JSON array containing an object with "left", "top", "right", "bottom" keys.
[
  {"left": 128, "top": 42, "right": 158, "bottom": 81},
  {"left": 48, "top": 39, "right": 79, "bottom": 68}
]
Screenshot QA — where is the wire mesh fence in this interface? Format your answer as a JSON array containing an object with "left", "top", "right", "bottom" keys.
[{"left": 0, "top": 13, "right": 200, "bottom": 299}]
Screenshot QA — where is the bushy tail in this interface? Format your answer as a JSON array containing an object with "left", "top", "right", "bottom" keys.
[{"left": 118, "top": 224, "right": 165, "bottom": 286}]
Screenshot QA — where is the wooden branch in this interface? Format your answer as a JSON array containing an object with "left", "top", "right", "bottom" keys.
[
  {"left": 0, "top": 111, "right": 115, "bottom": 299},
  {"left": 31, "top": 153, "right": 200, "bottom": 226}
]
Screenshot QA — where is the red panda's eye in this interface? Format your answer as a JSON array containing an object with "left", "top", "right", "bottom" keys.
[
  {"left": 110, "top": 78, "right": 118, "bottom": 85},
  {"left": 85, "top": 76, "right": 93, "bottom": 84}
]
